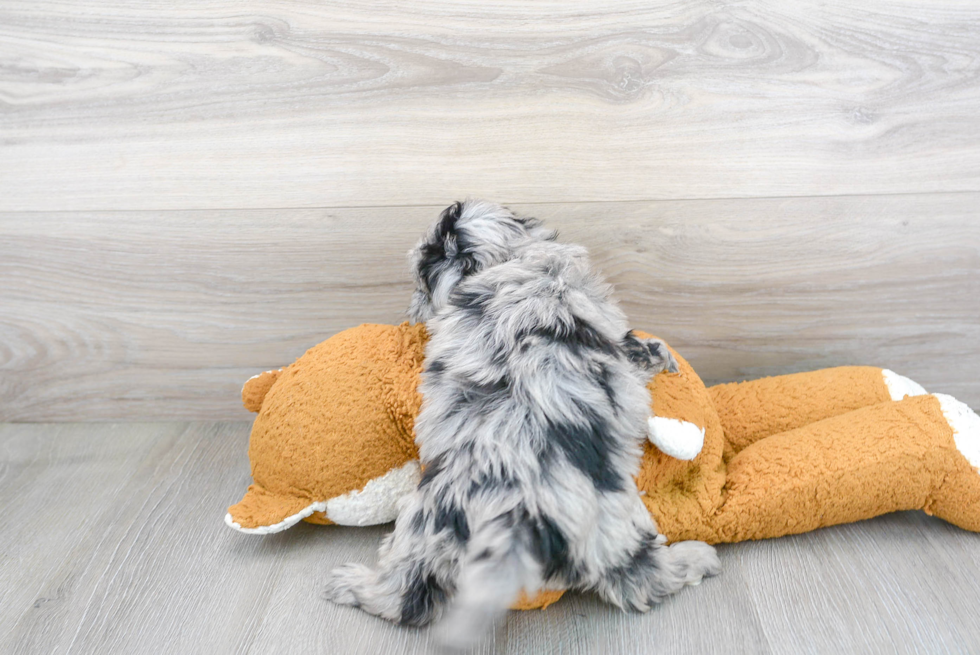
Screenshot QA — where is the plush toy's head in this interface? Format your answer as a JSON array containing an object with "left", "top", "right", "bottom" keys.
[{"left": 226, "top": 323, "right": 428, "bottom": 533}]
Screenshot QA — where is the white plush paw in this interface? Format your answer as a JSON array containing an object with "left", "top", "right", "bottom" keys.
[
  {"left": 647, "top": 416, "right": 705, "bottom": 461},
  {"left": 935, "top": 393, "right": 980, "bottom": 474},
  {"left": 882, "top": 369, "right": 928, "bottom": 401}
]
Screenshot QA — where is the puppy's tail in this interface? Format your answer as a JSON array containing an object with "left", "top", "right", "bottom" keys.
[{"left": 434, "top": 525, "right": 540, "bottom": 652}]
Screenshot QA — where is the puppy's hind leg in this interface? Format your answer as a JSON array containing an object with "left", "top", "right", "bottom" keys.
[
  {"left": 596, "top": 531, "right": 720, "bottom": 612},
  {"left": 324, "top": 502, "right": 456, "bottom": 626},
  {"left": 324, "top": 559, "right": 449, "bottom": 626}
]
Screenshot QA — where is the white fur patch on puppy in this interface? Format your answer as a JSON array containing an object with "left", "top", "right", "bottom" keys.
[
  {"left": 935, "top": 394, "right": 980, "bottom": 474},
  {"left": 882, "top": 369, "right": 927, "bottom": 401},
  {"left": 326, "top": 460, "right": 422, "bottom": 526},
  {"left": 648, "top": 416, "right": 705, "bottom": 461}
]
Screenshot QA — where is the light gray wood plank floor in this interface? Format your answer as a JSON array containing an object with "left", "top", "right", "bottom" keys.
[{"left": 2, "top": 422, "right": 979, "bottom": 654}]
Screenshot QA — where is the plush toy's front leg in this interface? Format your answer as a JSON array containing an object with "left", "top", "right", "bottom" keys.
[
  {"left": 709, "top": 366, "right": 924, "bottom": 455},
  {"left": 710, "top": 393, "right": 980, "bottom": 542}
]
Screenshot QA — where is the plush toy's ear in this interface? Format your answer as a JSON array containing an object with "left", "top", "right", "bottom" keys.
[{"left": 242, "top": 369, "right": 282, "bottom": 413}]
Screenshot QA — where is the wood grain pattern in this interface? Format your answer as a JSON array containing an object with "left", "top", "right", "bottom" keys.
[
  {"left": 1, "top": 1, "right": 980, "bottom": 210},
  {"left": 1, "top": 422, "right": 979, "bottom": 653},
  {"left": 4, "top": 2, "right": 978, "bottom": 650},
  {"left": 736, "top": 513, "right": 980, "bottom": 654},
  {"left": 0, "top": 422, "right": 187, "bottom": 653},
  {"left": 2, "top": 194, "right": 978, "bottom": 421}
]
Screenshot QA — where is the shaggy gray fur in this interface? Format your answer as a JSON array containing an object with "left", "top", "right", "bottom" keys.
[{"left": 324, "top": 200, "right": 720, "bottom": 650}]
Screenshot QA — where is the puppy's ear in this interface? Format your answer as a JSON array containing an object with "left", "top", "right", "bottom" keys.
[
  {"left": 415, "top": 201, "right": 479, "bottom": 292},
  {"left": 408, "top": 201, "right": 472, "bottom": 323}
]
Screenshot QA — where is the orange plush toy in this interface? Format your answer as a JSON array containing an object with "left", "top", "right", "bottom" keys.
[{"left": 227, "top": 322, "right": 980, "bottom": 608}]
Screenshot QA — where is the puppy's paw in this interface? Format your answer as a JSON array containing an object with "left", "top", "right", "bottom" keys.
[
  {"left": 623, "top": 334, "right": 679, "bottom": 375},
  {"left": 667, "top": 540, "right": 721, "bottom": 585},
  {"left": 641, "top": 338, "right": 679, "bottom": 375},
  {"left": 322, "top": 563, "right": 374, "bottom": 606}
]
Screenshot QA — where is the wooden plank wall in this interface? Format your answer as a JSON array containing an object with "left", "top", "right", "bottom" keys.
[{"left": 1, "top": 1, "right": 978, "bottom": 420}]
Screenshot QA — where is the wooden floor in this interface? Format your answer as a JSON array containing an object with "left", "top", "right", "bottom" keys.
[{"left": 2, "top": 421, "right": 979, "bottom": 655}]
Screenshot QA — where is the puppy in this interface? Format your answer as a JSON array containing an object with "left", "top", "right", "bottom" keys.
[{"left": 324, "top": 200, "right": 720, "bottom": 648}]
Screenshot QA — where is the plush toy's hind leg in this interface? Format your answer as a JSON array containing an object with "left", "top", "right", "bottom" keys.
[
  {"left": 709, "top": 366, "right": 925, "bottom": 455},
  {"left": 927, "top": 394, "right": 980, "bottom": 531},
  {"left": 711, "top": 394, "right": 980, "bottom": 542}
]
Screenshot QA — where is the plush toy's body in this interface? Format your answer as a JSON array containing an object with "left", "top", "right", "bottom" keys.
[{"left": 227, "top": 322, "right": 980, "bottom": 608}]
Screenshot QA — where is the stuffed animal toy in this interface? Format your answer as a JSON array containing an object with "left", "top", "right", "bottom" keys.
[{"left": 227, "top": 322, "right": 980, "bottom": 609}]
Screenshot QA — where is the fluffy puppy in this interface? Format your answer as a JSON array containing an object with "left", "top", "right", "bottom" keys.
[{"left": 324, "top": 200, "right": 720, "bottom": 648}]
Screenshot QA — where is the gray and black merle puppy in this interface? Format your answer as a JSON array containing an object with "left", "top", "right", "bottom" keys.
[{"left": 325, "top": 200, "right": 720, "bottom": 649}]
